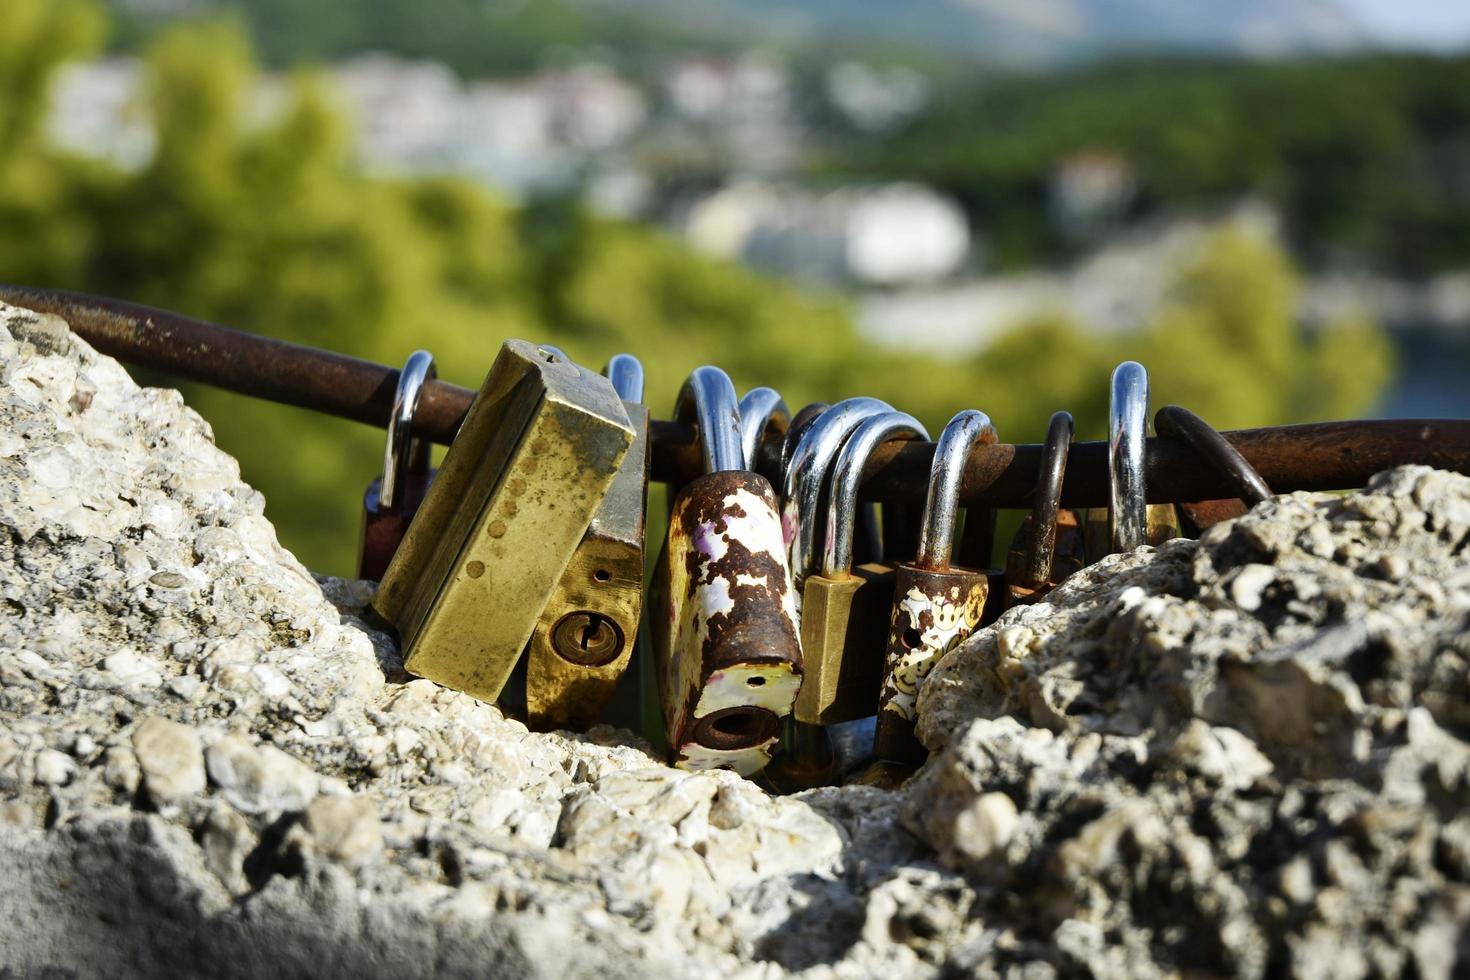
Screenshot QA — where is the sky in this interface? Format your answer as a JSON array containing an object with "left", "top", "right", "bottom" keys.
[{"left": 1339, "top": 0, "right": 1470, "bottom": 50}]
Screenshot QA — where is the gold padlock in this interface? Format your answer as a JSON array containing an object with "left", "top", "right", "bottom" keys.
[
  {"left": 525, "top": 354, "right": 649, "bottom": 731},
  {"left": 796, "top": 410, "right": 928, "bottom": 726},
  {"left": 373, "top": 340, "right": 633, "bottom": 704}
]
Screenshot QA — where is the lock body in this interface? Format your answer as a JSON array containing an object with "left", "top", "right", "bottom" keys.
[
  {"left": 873, "top": 564, "right": 987, "bottom": 769},
  {"left": 525, "top": 397, "right": 649, "bottom": 731},
  {"left": 359, "top": 471, "right": 434, "bottom": 582},
  {"left": 1004, "top": 509, "right": 1085, "bottom": 607},
  {"left": 1082, "top": 503, "right": 1183, "bottom": 561},
  {"left": 795, "top": 563, "right": 894, "bottom": 725},
  {"left": 374, "top": 341, "right": 633, "bottom": 704},
  {"left": 654, "top": 470, "right": 803, "bottom": 775}
]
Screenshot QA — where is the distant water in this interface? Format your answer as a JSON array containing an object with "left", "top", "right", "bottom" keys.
[{"left": 1375, "top": 330, "right": 1470, "bottom": 419}]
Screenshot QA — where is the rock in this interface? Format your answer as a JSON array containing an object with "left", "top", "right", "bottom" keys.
[
  {"left": 199, "top": 803, "right": 255, "bottom": 893},
  {"left": 2, "top": 299, "right": 1469, "bottom": 978},
  {"left": 291, "top": 795, "right": 382, "bottom": 869},
  {"left": 132, "top": 717, "right": 206, "bottom": 806},
  {"left": 33, "top": 749, "right": 75, "bottom": 786},
  {"left": 205, "top": 735, "right": 319, "bottom": 815}
]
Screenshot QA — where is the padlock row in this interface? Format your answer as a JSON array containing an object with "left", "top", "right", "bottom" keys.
[
  {"left": 363, "top": 341, "right": 1272, "bottom": 789},
  {"left": 4, "top": 286, "right": 1461, "bottom": 789}
]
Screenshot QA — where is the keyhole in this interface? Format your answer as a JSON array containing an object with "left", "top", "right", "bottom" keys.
[{"left": 551, "top": 611, "right": 625, "bottom": 667}]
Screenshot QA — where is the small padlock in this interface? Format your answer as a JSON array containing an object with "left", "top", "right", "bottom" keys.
[
  {"left": 525, "top": 354, "right": 649, "bottom": 732},
  {"left": 1082, "top": 361, "right": 1181, "bottom": 561},
  {"left": 780, "top": 397, "right": 893, "bottom": 602},
  {"left": 796, "top": 410, "right": 928, "bottom": 725},
  {"left": 374, "top": 340, "right": 633, "bottom": 705},
  {"left": 359, "top": 350, "right": 437, "bottom": 581},
  {"left": 1155, "top": 404, "right": 1272, "bottom": 536},
  {"left": 1005, "top": 411, "right": 1086, "bottom": 606},
  {"left": 651, "top": 367, "right": 803, "bottom": 775},
  {"left": 764, "top": 397, "right": 896, "bottom": 791},
  {"left": 862, "top": 410, "right": 995, "bottom": 783}
]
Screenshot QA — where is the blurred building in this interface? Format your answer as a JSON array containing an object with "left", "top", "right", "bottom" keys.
[
  {"left": 1048, "top": 149, "right": 1137, "bottom": 243},
  {"left": 332, "top": 56, "right": 646, "bottom": 196},
  {"left": 684, "top": 182, "right": 971, "bottom": 286},
  {"left": 46, "top": 60, "right": 154, "bottom": 172}
]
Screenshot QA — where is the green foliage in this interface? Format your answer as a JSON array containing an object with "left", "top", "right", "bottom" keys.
[
  {"left": 839, "top": 54, "right": 1470, "bottom": 274},
  {"left": 1, "top": 7, "right": 1394, "bottom": 576}
]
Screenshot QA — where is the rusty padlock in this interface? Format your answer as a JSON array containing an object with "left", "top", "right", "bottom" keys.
[
  {"left": 1005, "top": 411, "right": 1086, "bottom": 606},
  {"left": 373, "top": 340, "right": 633, "bottom": 705},
  {"left": 525, "top": 354, "right": 649, "bottom": 732},
  {"left": 651, "top": 366, "right": 803, "bottom": 775},
  {"left": 359, "top": 350, "right": 436, "bottom": 581},
  {"left": 1155, "top": 404, "right": 1272, "bottom": 535},
  {"left": 796, "top": 410, "right": 929, "bottom": 726},
  {"left": 1082, "top": 361, "right": 1181, "bottom": 561},
  {"left": 861, "top": 410, "right": 995, "bottom": 784}
]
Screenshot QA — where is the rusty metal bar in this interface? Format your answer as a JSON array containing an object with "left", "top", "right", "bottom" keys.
[{"left": 5, "top": 285, "right": 1467, "bottom": 510}]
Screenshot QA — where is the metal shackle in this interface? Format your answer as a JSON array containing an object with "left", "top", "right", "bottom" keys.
[
  {"left": 673, "top": 366, "right": 745, "bottom": 474},
  {"left": 782, "top": 397, "right": 893, "bottom": 585},
  {"left": 1108, "top": 361, "right": 1149, "bottom": 553},
  {"left": 1155, "top": 405, "right": 1271, "bottom": 506},
  {"left": 915, "top": 410, "right": 997, "bottom": 570},
  {"left": 738, "top": 387, "right": 789, "bottom": 475},
  {"left": 822, "top": 411, "right": 929, "bottom": 579},
  {"left": 380, "top": 349, "right": 436, "bottom": 511},
  {"left": 604, "top": 353, "right": 645, "bottom": 405},
  {"left": 781, "top": 403, "right": 829, "bottom": 481},
  {"left": 1023, "top": 410, "right": 1075, "bottom": 587}
]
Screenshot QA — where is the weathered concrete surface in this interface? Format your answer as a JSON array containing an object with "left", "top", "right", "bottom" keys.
[{"left": 1, "top": 299, "right": 1467, "bottom": 978}]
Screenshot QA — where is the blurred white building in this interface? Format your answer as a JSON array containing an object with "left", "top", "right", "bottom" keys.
[
  {"left": 332, "top": 56, "right": 646, "bottom": 195},
  {"left": 685, "top": 182, "right": 971, "bottom": 286},
  {"left": 46, "top": 60, "right": 154, "bottom": 172}
]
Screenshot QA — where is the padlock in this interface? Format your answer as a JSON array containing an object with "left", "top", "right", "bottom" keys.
[
  {"left": 1005, "top": 411, "right": 1086, "bottom": 606},
  {"left": 1155, "top": 404, "right": 1272, "bottom": 536},
  {"left": 651, "top": 366, "right": 803, "bottom": 775},
  {"left": 739, "top": 386, "right": 790, "bottom": 488},
  {"left": 359, "top": 350, "right": 437, "bottom": 581},
  {"left": 862, "top": 410, "right": 995, "bottom": 783},
  {"left": 1081, "top": 361, "right": 1181, "bottom": 561},
  {"left": 763, "top": 397, "right": 896, "bottom": 792},
  {"left": 373, "top": 340, "right": 633, "bottom": 704},
  {"left": 797, "top": 410, "right": 928, "bottom": 725},
  {"left": 525, "top": 354, "right": 649, "bottom": 732},
  {"left": 780, "top": 397, "right": 893, "bottom": 602}
]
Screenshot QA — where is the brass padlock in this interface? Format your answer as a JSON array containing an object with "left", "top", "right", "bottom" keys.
[
  {"left": 1005, "top": 411, "right": 1086, "bottom": 606},
  {"left": 1082, "top": 361, "right": 1181, "bottom": 561},
  {"left": 373, "top": 340, "right": 633, "bottom": 704},
  {"left": 862, "top": 410, "right": 995, "bottom": 783},
  {"left": 763, "top": 397, "right": 895, "bottom": 791},
  {"left": 796, "top": 410, "right": 928, "bottom": 725},
  {"left": 1155, "top": 404, "right": 1271, "bottom": 536},
  {"left": 780, "top": 397, "right": 893, "bottom": 603},
  {"left": 359, "top": 350, "right": 436, "bottom": 581},
  {"left": 525, "top": 354, "right": 649, "bottom": 732},
  {"left": 651, "top": 366, "right": 803, "bottom": 775}
]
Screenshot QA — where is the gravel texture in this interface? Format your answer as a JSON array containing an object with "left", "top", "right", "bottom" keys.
[{"left": 1, "top": 299, "right": 1467, "bottom": 978}]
